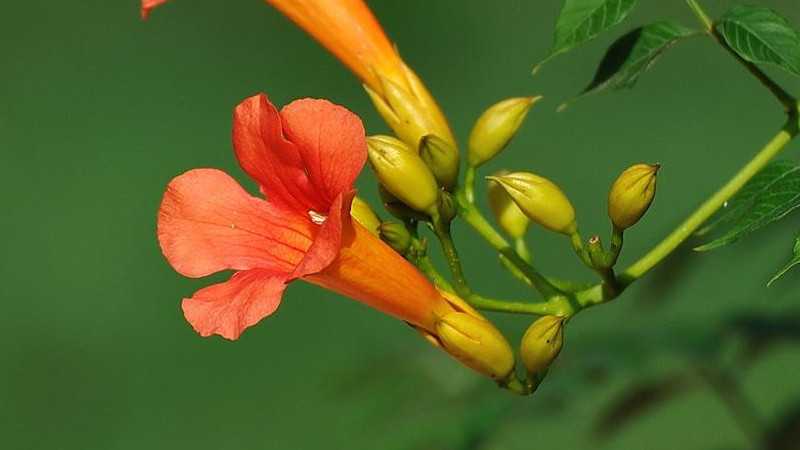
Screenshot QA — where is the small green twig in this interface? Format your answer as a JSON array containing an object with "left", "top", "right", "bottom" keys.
[
  {"left": 514, "top": 237, "right": 532, "bottom": 263},
  {"left": 432, "top": 214, "right": 473, "bottom": 298},
  {"left": 606, "top": 226, "right": 624, "bottom": 266},
  {"left": 569, "top": 232, "right": 592, "bottom": 267},
  {"left": 686, "top": 0, "right": 796, "bottom": 111}
]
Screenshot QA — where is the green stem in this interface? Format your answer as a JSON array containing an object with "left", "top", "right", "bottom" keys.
[
  {"left": 569, "top": 232, "right": 592, "bottom": 267},
  {"left": 457, "top": 195, "right": 561, "bottom": 299},
  {"left": 686, "top": 0, "right": 796, "bottom": 111},
  {"left": 685, "top": 0, "right": 713, "bottom": 30},
  {"left": 432, "top": 216, "right": 473, "bottom": 298},
  {"left": 621, "top": 116, "right": 799, "bottom": 284},
  {"left": 466, "top": 294, "right": 558, "bottom": 315},
  {"left": 414, "top": 251, "right": 456, "bottom": 294},
  {"left": 606, "top": 226, "right": 624, "bottom": 266},
  {"left": 464, "top": 165, "right": 477, "bottom": 204},
  {"left": 514, "top": 237, "right": 532, "bottom": 263}
]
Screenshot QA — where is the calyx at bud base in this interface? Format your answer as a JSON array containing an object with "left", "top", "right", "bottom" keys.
[{"left": 419, "top": 134, "right": 460, "bottom": 191}]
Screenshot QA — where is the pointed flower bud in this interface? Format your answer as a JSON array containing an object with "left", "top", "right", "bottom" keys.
[
  {"left": 520, "top": 315, "right": 565, "bottom": 375},
  {"left": 378, "top": 222, "right": 413, "bottom": 254},
  {"left": 350, "top": 196, "right": 382, "bottom": 236},
  {"left": 608, "top": 163, "right": 659, "bottom": 230},
  {"left": 419, "top": 134, "right": 460, "bottom": 191},
  {"left": 488, "top": 174, "right": 529, "bottom": 239},
  {"left": 366, "top": 74, "right": 455, "bottom": 150},
  {"left": 436, "top": 312, "right": 515, "bottom": 380},
  {"left": 367, "top": 135, "right": 440, "bottom": 216},
  {"left": 488, "top": 172, "right": 576, "bottom": 235},
  {"left": 467, "top": 96, "right": 541, "bottom": 167}
]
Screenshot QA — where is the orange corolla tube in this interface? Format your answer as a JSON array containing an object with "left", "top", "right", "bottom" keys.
[
  {"left": 266, "top": 0, "right": 405, "bottom": 93},
  {"left": 141, "top": 0, "right": 455, "bottom": 147},
  {"left": 157, "top": 94, "right": 455, "bottom": 339}
]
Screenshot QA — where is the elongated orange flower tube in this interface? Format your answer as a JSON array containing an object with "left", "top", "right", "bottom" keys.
[
  {"left": 157, "top": 94, "right": 456, "bottom": 339},
  {"left": 266, "top": 0, "right": 406, "bottom": 93},
  {"left": 141, "top": 0, "right": 456, "bottom": 147}
]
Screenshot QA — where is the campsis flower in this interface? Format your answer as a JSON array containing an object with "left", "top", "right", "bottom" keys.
[
  {"left": 158, "top": 94, "right": 457, "bottom": 340},
  {"left": 157, "top": 94, "right": 515, "bottom": 383},
  {"left": 140, "top": 0, "right": 456, "bottom": 148}
]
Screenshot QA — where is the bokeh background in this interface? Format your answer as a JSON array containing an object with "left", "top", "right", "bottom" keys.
[{"left": 3, "top": 1, "right": 800, "bottom": 448}]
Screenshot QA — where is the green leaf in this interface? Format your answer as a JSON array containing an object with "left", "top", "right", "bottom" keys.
[
  {"left": 563, "top": 21, "right": 695, "bottom": 107},
  {"left": 716, "top": 5, "right": 800, "bottom": 78},
  {"left": 768, "top": 235, "right": 800, "bottom": 285},
  {"left": 534, "top": 0, "right": 639, "bottom": 73},
  {"left": 696, "top": 161, "right": 800, "bottom": 251},
  {"left": 697, "top": 161, "right": 798, "bottom": 236}
]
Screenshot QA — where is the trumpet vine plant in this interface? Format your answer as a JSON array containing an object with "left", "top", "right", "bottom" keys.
[{"left": 143, "top": 0, "right": 800, "bottom": 396}]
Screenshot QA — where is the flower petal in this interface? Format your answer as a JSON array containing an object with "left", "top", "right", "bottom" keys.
[
  {"left": 157, "top": 168, "right": 313, "bottom": 278},
  {"left": 290, "top": 190, "right": 356, "bottom": 280},
  {"left": 141, "top": 0, "right": 170, "bottom": 19},
  {"left": 280, "top": 99, "right": 367, "bottom": 204},
  {"left": 182, "top": 269, "right": 287, "bottom": 340},
  {"left": 232, "top": 94, "right": 325, "bottom": 212}
]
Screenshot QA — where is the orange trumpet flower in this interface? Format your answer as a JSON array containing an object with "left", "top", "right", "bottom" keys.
[{"left": 157, "top": 94, "right": 455, "bottom": 339}]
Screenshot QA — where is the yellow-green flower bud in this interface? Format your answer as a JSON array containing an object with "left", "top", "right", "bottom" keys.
[
  {"left": 419, "top": 134, "right": 460, "bottom": 191},
  {"left": 378, "top": 185, "right": 429, "bottom": 222},
  {"left": 377, "top": 222, "right": 413, "bottom": 254},
  {"left": 365, "top": 75, "right": 454, "bottom": 150},
  {"left": 488, "top": 172, "right": 576, "bottom": 235},
  {"left": 488, "top": 174, "right": 529, "bottom": 239},
  {"left": 399, "top": 61, "right": 457, "bottom": 148},
  {"left": 608, "top": 163, "right": 659, "bottom": 230},
  {"left": 467, "top": 96, "right": 541, "bottom": 167},
  {"left": 350, "top": 196, "right": 381, "bottom": 236},
  {"left": 435, "top": 312, "right": 515, "bottom": 380},
  {"left": 520, "top": 315, "right": 565, "bottom": 375},
  {"left": 367, "top": 135, "right": 440, "bottom": 216}
]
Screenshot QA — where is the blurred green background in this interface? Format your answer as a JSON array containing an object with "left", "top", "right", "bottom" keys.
[{"left": 3, "top": 1, "right": 800, "bottom": 448}]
